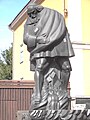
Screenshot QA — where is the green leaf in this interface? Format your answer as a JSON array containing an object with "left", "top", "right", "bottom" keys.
[{"left": 0, "top": 44, "right": 12, "bottom": 80}]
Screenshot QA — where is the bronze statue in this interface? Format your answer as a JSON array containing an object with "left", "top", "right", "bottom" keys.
[
  {"left": 22, "top": 4, "right": 90, "bottom": 120},
  {"left": 23, "top": 3, "right": 75, "bottom": 110}
]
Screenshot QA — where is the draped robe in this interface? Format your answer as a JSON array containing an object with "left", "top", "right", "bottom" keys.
[{"left": 23, "top": 7, "right": 75, "bottom": 71}]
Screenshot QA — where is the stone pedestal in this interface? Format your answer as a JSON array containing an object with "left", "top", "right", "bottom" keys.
[{"left": 16, "top": 110, "right": 90, "bottom": 120}]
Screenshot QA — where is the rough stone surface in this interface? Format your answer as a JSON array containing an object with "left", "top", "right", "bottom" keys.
[{"left": 17, "top": 110, "right": 90, "bottom": 120}]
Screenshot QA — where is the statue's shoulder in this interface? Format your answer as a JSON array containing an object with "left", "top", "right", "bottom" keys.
[
  {"left": 25, "top": 17, "right": 33, "bottom": 25},
  {"left": 43, "top": 7, "right": 64, "bottom": 18}
]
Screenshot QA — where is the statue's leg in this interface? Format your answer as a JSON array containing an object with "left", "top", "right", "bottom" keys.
[
  {"left": 55, "top": 57, "right": 72, "bottom": 109},
  {"left": 55, "top": 57, "right": 72, "bottom": 91},
  {"left": 34, "top": 57, "right": 50, "bottom": 103},
  {"left": 61, "top": 57, "right": 72, "bottom": 91}
]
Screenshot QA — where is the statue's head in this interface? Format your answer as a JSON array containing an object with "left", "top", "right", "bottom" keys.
[{"left": 27, "top": 3, "right": 43, "bottom": 18}]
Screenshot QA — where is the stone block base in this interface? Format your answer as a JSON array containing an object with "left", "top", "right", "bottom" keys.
[
  {"left": 16, "top": 111, "right": 29, "bottom": 120},
  {"left": 16, "top": 110, "right": 90, "bottom": 120}
]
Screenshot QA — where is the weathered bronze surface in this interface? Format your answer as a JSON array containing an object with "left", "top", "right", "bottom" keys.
[{"left": 23, "top": 2, "right": 90, "bottom": 120}]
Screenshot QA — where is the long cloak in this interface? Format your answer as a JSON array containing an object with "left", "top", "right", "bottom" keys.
[{"left": 23, "top": 7, "right": 75, "bottom": 71}]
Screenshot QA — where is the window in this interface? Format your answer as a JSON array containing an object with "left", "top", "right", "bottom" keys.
[
  {"left": 20, "top": 44, "right": 23, "bottom": 64},
  {"left": 20, "top": 77, "right": 24, "bottom": 80}
]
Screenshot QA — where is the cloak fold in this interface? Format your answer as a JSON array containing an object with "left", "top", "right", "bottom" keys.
[
  {"left": 23, "top": 7, "right": 75, "bottom": 71},
  {"left": 29, "top": 8, "right": 67, "bottom": 55}
]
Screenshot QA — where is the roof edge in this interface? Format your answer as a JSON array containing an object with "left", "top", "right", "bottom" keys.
[{"left": 8, "top": 0, "right": 45, "bottom": 31}]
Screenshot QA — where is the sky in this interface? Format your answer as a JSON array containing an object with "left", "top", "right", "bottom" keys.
[{"left": 0, "top": 0, "right": 30, "bottom": 55}]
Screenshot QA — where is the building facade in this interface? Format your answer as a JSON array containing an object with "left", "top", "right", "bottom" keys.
[{"left": 9, "top": 0, "right": 90, "bottom": 97}]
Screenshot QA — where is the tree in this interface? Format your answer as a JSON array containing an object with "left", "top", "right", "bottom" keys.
[{"left": 0, "top": 45, "right": 12, "bottom": 80}]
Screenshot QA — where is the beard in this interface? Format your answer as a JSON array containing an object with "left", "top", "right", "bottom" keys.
[{"left": 31, "top": 13, "right": 37, "bottom": 19}]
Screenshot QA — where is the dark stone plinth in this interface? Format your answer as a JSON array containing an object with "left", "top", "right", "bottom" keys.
[{"left": 16, "top": 110, "right": 90, "bottom": 120}]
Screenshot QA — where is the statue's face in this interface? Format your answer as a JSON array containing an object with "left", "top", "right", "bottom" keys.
[
  {"left": 30, "top": 9, "right": 37, "bottom": 18},
  {"left": 28, "top": 6, "right": 38, "bottom": 19}
]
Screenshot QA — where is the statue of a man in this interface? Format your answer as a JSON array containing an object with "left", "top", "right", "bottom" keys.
[{"left": 23, "top": 3, "right": 75, "bottom": 105}]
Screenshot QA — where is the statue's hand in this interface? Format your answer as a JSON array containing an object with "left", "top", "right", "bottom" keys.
[{"left": 37, "top": 33, "right": 49, "bottom": 44}]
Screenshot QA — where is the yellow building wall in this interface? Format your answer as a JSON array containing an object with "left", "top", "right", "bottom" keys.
[
  {"left": 42, "top": 0, "right": 64, "bottom": 14},
  {"left": 42, "top": 0, "right": 68, "bottom": 23},
  {"left": 13, "top": 22, "right": 23, "bottom": 80},
  {"left": 13, "top": 21, "right": 34, "bottom": 80},
  {"left": 82, "top": 0, "right": 90, "bottom": 95}
]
